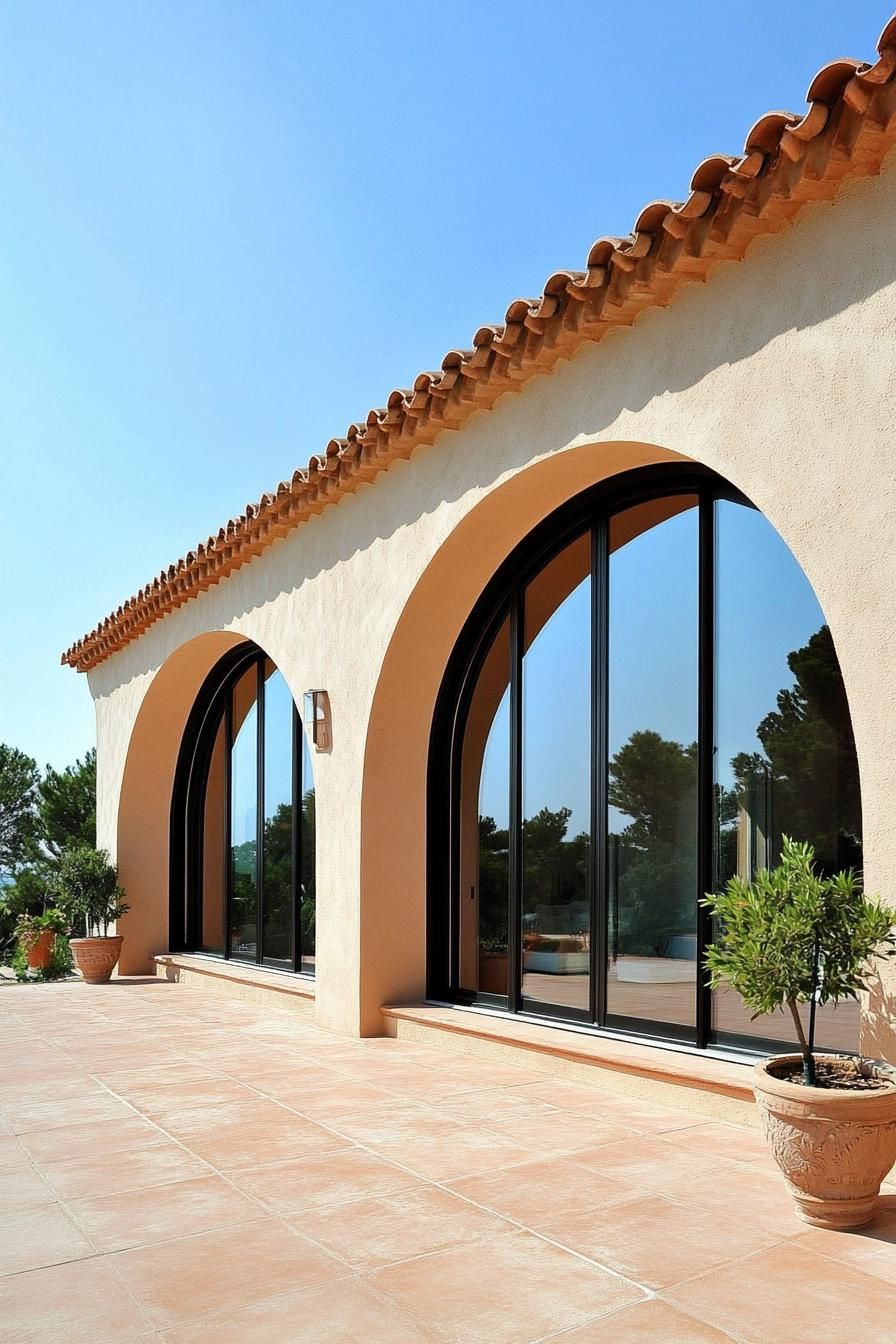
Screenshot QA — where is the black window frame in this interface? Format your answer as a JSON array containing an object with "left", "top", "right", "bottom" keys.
[
  {"left": 427, "top": 462, "right": 858, "bottom": 1055},
  {"left": 170, "top": 642, "right": 313, "bottom": 977}
]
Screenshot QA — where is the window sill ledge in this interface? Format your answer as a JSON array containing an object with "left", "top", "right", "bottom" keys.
[
  {"left": 382, "top": 1002, "right": 755, "bottom": 1110},
  {"left": 154, "top": 953, "right": 315, "bottom": 1012}
]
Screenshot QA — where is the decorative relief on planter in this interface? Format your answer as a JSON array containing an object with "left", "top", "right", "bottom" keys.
[{"left": 754, "top": 1055, "right": 896, "bottom": 1230}]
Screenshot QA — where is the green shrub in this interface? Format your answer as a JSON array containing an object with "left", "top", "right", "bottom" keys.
[
  {"left": 703, "top": 837, "right": 895, "bottom": 1083},
  {"left": 51, "top": 846, "right": 129, "bottom": 936}
]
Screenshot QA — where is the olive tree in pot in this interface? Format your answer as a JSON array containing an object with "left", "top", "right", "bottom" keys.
[
  {"left": 703, "top": 837, "right": 896, "bottom": 1230},
  {"left": 53, "top": 846, "right": 129, "bottom": 985}
]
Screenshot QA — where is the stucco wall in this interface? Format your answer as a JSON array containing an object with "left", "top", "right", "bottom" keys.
[{"left": 88, "top": 156, "right": 896, "bottom": 1046}]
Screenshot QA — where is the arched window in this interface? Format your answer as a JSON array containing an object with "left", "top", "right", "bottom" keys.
[
  {"left": 171, "top": 644, "right": 315, "bottom": 974},
  {"left": 430, "top": 467, "right": 861, "bottom": 1053}
]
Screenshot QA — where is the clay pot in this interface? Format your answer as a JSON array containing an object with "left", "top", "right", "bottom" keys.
[
  {"left": 478, "top": 953, "right": 508, "bottom": 995},
  {"left": 24, "top": 929, "right": 56, "bottom": 971},
  {"left": 70, "top": 935, "right": 124, "bottom": 985},
  {"left": 753, "top": 1054, "right": 896, "bottom": 1230}
]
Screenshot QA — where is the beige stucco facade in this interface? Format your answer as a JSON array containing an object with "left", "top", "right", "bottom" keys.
[{"left": 87, "top": 157, "right": 896, "bottom": 1053}]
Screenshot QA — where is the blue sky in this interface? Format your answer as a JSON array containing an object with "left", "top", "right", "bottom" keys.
[{"left": 0, "top": 1, "right": 884, "bottom": 769}]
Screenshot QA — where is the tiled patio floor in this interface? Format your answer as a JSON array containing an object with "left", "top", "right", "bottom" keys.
[{"left": 2, "top": 980, "right": 896, "bottom": 1343}]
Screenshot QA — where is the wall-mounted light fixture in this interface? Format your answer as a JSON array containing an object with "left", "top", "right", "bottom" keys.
[{"left": 304, "top": 690, "right": 332, "bottom": 753}]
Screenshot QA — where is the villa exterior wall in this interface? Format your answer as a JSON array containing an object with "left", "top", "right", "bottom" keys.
[{"left": 88, "top": 158, "right": 896, "bottom": 1049}]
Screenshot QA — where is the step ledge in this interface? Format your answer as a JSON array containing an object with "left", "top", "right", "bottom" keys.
[
  {"left": 382, "top": 1002, "right": 753, "bottom": 1102},
  {"left": 154, "top": 953, "right": 315, "bottom": 1000}
]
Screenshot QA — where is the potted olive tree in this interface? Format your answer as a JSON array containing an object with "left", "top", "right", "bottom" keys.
[
  {"left": 703, "top": 837, "right": 896, "bottom": 1230},
  {"left": 53, "top": 846, "right": 129, "bottom": 985}
]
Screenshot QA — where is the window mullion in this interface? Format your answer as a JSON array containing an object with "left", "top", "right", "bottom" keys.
[
  {"left": 696, "top": 492, "right": 715, "bottom": 1048},
  {"left": 508, "top": 586, "right": 524, "bottom": 1013},
  {"left": 592, "top": 520, "right": 609, "bottom": 1027},
  {"left": 255, "top": 658, "right": 264, "bottom": 966}
]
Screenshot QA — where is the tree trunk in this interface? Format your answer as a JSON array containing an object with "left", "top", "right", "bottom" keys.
[{"left": 788, "top": 997, "right": 816, "bottom": 1086}]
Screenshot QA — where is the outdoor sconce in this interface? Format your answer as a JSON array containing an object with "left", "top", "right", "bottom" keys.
[{"left": 304, "top": 690, "right": 332, "bottom": 753}]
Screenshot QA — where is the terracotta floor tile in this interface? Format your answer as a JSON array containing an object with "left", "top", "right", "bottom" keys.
[
  {"left": 158, "top": 1276, "right": 439, "bottom": 1343},
  {"left": 18, "top": 1114, "right": 164, "bottom": 1164},
  {"left": 371, "top": 1126, "right": 536, "bottom": 1183},
  {"left": 573, "top": 1134, "right": 735, "bottom": 1190},
  {"left": 154, "top": 1098, "right": 351, "bottom": 1169},
  {"left": 663, "top": 1242, "right": 896, "bottom": 1344},
  {"left": 447, "top": 1156, "right": 637, "bottom": 1227},
  {"left": 0, "top": 1073, "right": 99, "bottom": 1105},
  {"left": 666, "top": 1120, "right": 770, "bottom": 1163},
  {"left": 549, "top": 1298, "right": 742, "bottom": 1342},
  {"left": 371, "top": 1230, "right": 646, "bottom": 1344},
  {"left": 439, "top": 1060, "right": 546, "bottom": 1089},
  {"left": 509, "top": 1080, "right": 626, "bottom": 1110},
  {"left": 0, "top": 1204, "right": 95, "bottom": 1277},
  {"left": 0, "top": 1134, "right": 33, "bottom": 1171},
  {"left": 101, "top": 1064, "right": 229, "bottom": 1095},
  {"left": 2, "top": 1160, "right": 58, "bottom": 1211},
  {"left": 324, "top": 1100, "right": 463, "bottom": 1145},
  {"left": 66, "top": 1173, "right": 265, "bottom": 1252},
  {"left": 294, "top": 1184, "right": 513, "bottom": 1270},
  {"left": 39, "top": 1140, "right": 210, "bottom": 1200},
  {"left": 127, "top": 1076, "right": 262, "bottom": 1119},
  {"left": 4, "top": 1090, "right": 138, "bottom": 1134},
  {"left": 230, "top": 1146, "right": 423, "bottom": 1213},
  {"left": 262, "top": 1079, "right": 398, "bottom": 1117},
  {"left": 513, "top": 1082, "right": 700, "bottom": 1130},
  {"left": 537, "top": 1194, "right": 779, "bottom": 1290},
  {"left": 790, "top": 1211, "right": 896, "bottom": 1285},
  {"left": 439, "top": 1090, "right": 561, "bottom": 1126},
  {"left": 113, "top": 1217, "right": 351, "bottom": 1329},
  {"left": 484, "top": 1110, "right": 639, "bottom": 1155},
  {"left": 0, "top": 1254, "right": 155, "bottom": 1343},
  {"left": 664, "top": 1163, "right": 803, "bottom": 1239}
]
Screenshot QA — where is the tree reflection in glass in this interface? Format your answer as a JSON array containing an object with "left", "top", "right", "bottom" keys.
[
  {"left": 521, "top": 535, "right": 591, "bottom": 1012},
  {"left": 460, "top": 618, "right": 510, "bottom": 994},
  {"left": 300, "top": 733, "right": 316, "bottom": 974},
  {"left": 713, "top": 500, "right": 862, "bottom": 1050},
  {"left": 229, "top": 664, "right": 258, "bottom": 960},
  {"left": 606, "top": 498, "right": 699, "bottom": 1029},
  {"left": 262, "top": 664, "right": 294, "bottom": 966}
]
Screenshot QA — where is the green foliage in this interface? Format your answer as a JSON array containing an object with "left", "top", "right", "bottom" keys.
[
  {"left": 37, "top": 750, "right": 96, "bottom": 860},
  {"left": 12, "top": 932, "right": 73, "bottom": 982},
  {"left": 0, "top": 744, "right": 97, "bottom": 956},
  {"left": 14, "top": 907, "right": 68, "bottom": 950},
  {"left": 0, "top": 744, "right": 40, "bottom": 875},
  {"left": 720, "top": 626, "right": 862, "bottom": 878},
  {"left": 608, "top": 731, "right": 697, "bottom": 957},
  {"left": 608, "top": 731, "right": 697, "bottom": 848},
  {"left": 51, "top": 846, "right": 129, "bottom": 936},
  {"left": 703, "top": 837, "right": 895, "bottom": 1064}
]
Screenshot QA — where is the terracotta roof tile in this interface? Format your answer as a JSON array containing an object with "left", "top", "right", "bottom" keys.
[{"left": 63, "top": 15, "right": 896, "bottom": 671}]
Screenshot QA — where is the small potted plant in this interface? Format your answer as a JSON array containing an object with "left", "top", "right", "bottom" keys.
[
  {"left": 703, "top": 837, "right": 896, "bottom": 1230},
  {"left": 15, "top": 909, "right": 69, "bottom": 972},
  {"left": 52, "top": 846, "right": 129, "bottom": 985}
]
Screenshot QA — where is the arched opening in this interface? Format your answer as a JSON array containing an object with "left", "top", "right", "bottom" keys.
[
  {"left": 430, "top": 463, "right": 862, "bottom": 1054},
  {"left": 170, "top": 641, "right": 316, "bottom": 974}
]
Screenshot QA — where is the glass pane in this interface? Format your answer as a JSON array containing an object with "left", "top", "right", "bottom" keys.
[
  {"left": 521, "top": 534, "right": 591, "bottom": 1014},
  {"left": 459, "top": 617, "right": 510, "bottom": 996},
  {"left": 200, "top": 714, "right": 226, "bottom": 954},
  {"left": 713, "top": 500, "right": 861, "bottom": 1051},
  {"left": 606, "top": 497, "right": 699, "bottom": 1030},
  {"left": 300, "top": 732, "right": 316, "bottom": 975},
  {"left": 229, "top": 665, "right": 258, "bottom": 960},
  {"left": 262, "top": 664, "right": 294, "bottom": 967}
]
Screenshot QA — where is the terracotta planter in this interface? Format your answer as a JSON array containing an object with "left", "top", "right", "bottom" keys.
[
  {"left": 478, "top": 953, "right": 508, "bottom": 994},
  {"left": 70, "top": 935, "right": 123, "bottom": 985},
  {"left": 753, "top": 1054, "right": 896, "bottom": 1229},
  {"left": 24, "top": 929, "right": 56, "bottom": 971}
]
